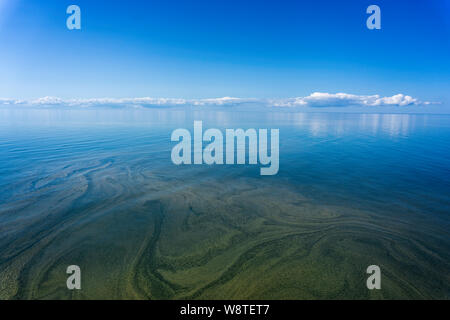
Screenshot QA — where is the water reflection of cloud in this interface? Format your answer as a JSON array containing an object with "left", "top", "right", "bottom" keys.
[
  {"left": 381, "top": 114, "right": 411, "bottom": 137},
  {"left": 358, "top": 113, "right": 413, "bottom": 137},
  {"left": 0, "top": 108, "right": 417, "bottom": 139}
]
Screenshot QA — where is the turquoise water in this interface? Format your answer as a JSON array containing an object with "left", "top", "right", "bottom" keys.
[{"left": 0, "top": 107, "right": 449, "bottom": 299}]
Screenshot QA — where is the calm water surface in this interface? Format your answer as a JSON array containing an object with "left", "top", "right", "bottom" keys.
[{"left": 0, "top": 107, "right": 449, "bottom": 299}]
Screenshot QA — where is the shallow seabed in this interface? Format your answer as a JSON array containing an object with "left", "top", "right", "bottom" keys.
[{"left": 0, "top": 108, "right": 449, "bottom": 299}]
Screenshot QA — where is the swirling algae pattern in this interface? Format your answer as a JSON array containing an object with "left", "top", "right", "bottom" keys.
[{"left": 0, "top": 158, "right": 449, "bottom": 300}]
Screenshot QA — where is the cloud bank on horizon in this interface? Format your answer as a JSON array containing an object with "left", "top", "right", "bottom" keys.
[{"left": 0, "top": 93, "right": 438, "bottom": 109}]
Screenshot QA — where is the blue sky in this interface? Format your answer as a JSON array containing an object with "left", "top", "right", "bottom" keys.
[{"left": 0, "top": 0, "right": 449, "bottom": 110}]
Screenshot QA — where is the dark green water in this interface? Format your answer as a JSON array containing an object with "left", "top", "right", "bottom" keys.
[{"left": 0, "top": 107, "right": 449, "bottom": 299}]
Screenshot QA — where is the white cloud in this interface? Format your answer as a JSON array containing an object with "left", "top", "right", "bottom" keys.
[
  {"left": 271, "top": 92, "right": 426, "bottom": 107},
  {"left": 191, "top": 97, "right": 258, "bottom": 106},
  {"left": 0, "top": 93, "right": 437, "bottom": 108},
  {"left": 31, "top": 96, "right": 65, "bottom": 105}
]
